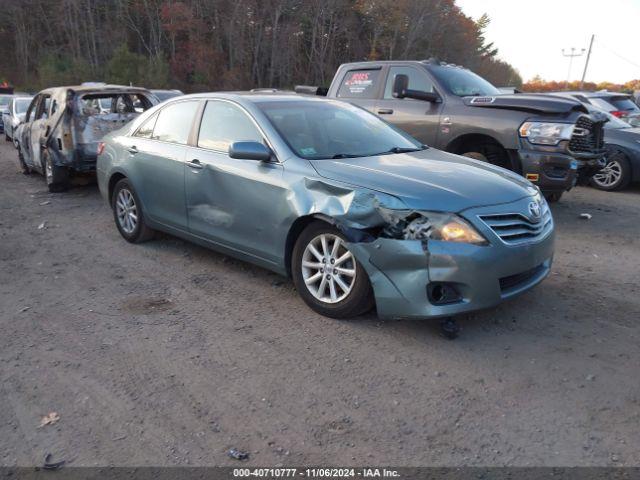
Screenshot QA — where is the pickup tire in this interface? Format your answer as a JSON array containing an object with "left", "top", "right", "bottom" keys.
[
  {"left": 459, "top": 141, "right": 511, "bottom": 170},
  {"left": 544, "top": 192, "right": 563, "bottom": 203},
  {"left": 43, "top": 149, "right": 69, "bottom": 193}
]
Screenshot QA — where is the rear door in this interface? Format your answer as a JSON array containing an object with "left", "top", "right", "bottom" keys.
[
  {"left": 376, "top": 65, "right": 444, "bottom": 146},
  {"left": 125, "top": 99, "right": 200, "bottom": 230}
]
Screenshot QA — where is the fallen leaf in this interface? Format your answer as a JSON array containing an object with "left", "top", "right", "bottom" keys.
[{"left": 39, "top": 412, "right": 60, "bottom": 428}]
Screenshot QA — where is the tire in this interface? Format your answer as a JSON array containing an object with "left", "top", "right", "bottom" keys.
[
  {"left": 590, "top": 151, "right": 631, "bottom": 191},
  {"left": 461, "top": 142, "right": 510, "bottom": 169},
  {"left": 544, "top": 192, "right": 563, "bottom": 203},
  {"left": 111, "top": 178, "right": 155, "bottom": 243},
  {"left": 291, "top": 221, "right": 374, "bottom": 319},
  {"left": 43, "top": 149, "right": 69, "bottom": 192},
  {"left": 17, "top": 146, "right": 32, "bottom": 175}
]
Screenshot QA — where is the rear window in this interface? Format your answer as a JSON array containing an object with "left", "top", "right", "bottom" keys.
[
  {"left": 151, "top": 100, "right": 199, "bottom": 144},
  {"left": 79, "top": 93, "right": 154, "bottom": 115},
  {"left": 591, "top": 96, "right": 640, "bottom": 112},
  {"left": 337, "top": 69, "right": 381, "bottom": 99}
]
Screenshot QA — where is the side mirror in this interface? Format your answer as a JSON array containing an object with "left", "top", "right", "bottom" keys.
[
  {"left": 392, "top": 73, "right": 440, "bottom": 103},
  {"left": 229, "top": 141, "right": 273, "bottom": 162}
]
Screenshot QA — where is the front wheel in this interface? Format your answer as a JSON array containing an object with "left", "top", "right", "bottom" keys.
[
  {"left": 112, "top": 178, "right": 155, "bottom": 243},
  {"left": 590, "top": 151, "right": 631, "bottom": 191},
  {"left": 292, "top": 222, "right": 374, "bottom": 319},
  {"left": 17, "top": 146, "right": 32, "bottom": 175},
  {"left": 5, "top": 133, "right": 10, "bottom": 142}
]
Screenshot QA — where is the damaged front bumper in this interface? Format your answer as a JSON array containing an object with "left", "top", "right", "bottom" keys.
[{"left": 347, "top": 202, "right": 555, "bottom": 320}]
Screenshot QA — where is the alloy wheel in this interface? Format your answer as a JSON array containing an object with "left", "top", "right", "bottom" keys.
[
  {"left": 593, "top": 159, "right": 622, "bottom": 188},
  {"left": 115, "top": 188, "right": 138, "bottom": 234},
  {"left": 301, "top": 233, "right": 356, "bottom": 304}
]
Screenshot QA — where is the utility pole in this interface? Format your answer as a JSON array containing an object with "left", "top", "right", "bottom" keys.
[
  {"left": 562, "top": 47, "right": 586, "bottom": 88},
  {"left": 580, "top": 35, "right": 595, "bottom": 90}
]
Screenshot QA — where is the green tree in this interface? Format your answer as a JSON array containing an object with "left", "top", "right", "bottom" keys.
[{"left": 106, "top": 44, "right": 146, "bottom": 86}]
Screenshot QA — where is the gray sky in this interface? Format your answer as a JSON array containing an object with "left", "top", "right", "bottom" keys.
[{"left": 456, "top": 0, "right": 640, "bottom": 83}]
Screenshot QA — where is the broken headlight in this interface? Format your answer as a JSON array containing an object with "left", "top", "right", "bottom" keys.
[{"left": 386, "top": 212, "right": 487, "bottom": 245}]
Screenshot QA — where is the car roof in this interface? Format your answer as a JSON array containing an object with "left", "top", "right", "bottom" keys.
[
  {"left": 174, "top": 91, "right": 330, "bottom": 104},
  {"left": 558, "top": 90, "right": 631, "bottom": 99},
  {"left": 37, "top": 85, "right": 153, "bottom": 95}
]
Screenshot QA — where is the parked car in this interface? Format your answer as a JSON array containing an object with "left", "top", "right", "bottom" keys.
[
  {"left": 297, "top": 59, "right": 608, "bottom": 202},
  {"left": 2, "top": 95, "right": 33, "bottom": 145},
  {"left": 97, "top": 93, "right": 554, "bottom": 324},
  {"left": 0, "top": 94, "right": 12, "bottom": 134},
  {"left": 151, "top": 89, "right": 184, "bottom": 102},
  {"left": 15, "top": 84, "right": 157, "bottom": 192},
  {"left": 557, "top": 91, "right": 640, "bottom": 127},
  {"left": 546, "top": 92, "right": 640, "bottom": 191}
]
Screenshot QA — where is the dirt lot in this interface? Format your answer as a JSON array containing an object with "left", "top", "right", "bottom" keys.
[{"left": 0, "top": 139, "right": 639, "bottom": 468}]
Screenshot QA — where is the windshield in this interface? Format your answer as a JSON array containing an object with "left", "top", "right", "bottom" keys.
[
  {"left": 256, "top": 100, "right": 423, "bottom": 159},
  {"left": 602, "top": 111, "right": 631, "bottom": 129},
  {"left": 15, "top": 98, "right": 32, "bottom": 114},
  {"left": 427, "top": 65, "right": 501, "bottom": 97}
]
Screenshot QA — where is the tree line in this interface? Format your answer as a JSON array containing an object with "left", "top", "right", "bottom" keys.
[{"left": 0, "top": 0, "right": 523, "bottom": 93}]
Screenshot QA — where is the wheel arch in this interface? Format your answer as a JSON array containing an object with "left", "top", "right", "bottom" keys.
[{"left": 108, "top": 171, "right": 128, "bottom": 204}]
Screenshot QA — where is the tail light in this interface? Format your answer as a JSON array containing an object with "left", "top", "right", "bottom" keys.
[
  {"left": 610, "top": 110, "right": 628, "bottom": 118},
  {"left": 97, "top": 142, "right": 106, "bottom": 155}
]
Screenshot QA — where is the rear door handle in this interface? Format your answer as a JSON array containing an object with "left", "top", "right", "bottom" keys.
[
  {"left": 187, "top": 159, "right": 204, "bottom": 169},
  {"left": 127, "top": 146, "right": 138, "bottom": 154},
  {"left": 377, "top": 108, "right": 394, "bottom": 115}
]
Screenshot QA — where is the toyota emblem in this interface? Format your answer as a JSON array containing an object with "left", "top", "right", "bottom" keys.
[{"left": 529, "top": 201, "right": 541, "bottom": 219}]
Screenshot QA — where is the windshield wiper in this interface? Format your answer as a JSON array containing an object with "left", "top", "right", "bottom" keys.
[
  {"left": 378, "top": 145, "right": 428, "bottom": 155},
  {"left": 331, "top": 153, "right": 366, "bottom": 159}
]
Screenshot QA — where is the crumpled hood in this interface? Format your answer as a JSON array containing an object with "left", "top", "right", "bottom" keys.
[
  {"left": 463, "top": 93, "right": 589, "bottom": 115},
  {"left": 309, "top": 148, "right": 538, "bottom": 212}
]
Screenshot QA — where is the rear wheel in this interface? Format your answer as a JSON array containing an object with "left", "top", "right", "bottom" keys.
[
  {"left": 590, "top": 151, "right": 631, "bottom": 191},
  {"left": 43, "top": 149, "right": 69, "bottom": 192},
  {"left": 292, "top": 222, "right": 374, "bottom": 319},
  {"left": 112, "top": 178, "right": 155, "bottom": 243}
]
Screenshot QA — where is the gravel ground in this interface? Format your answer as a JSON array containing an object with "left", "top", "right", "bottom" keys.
[{"left": 0, "top": 139, "right": 639, "bottom": 467}]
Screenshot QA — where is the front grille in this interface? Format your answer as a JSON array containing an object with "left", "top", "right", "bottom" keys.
[
  {"left": 569, "top": 115, "right": 604, "bottom": 153},
  {"left": 479, "top": 209, "right": 552, "bottom": 246},
  {"left": 499, "top": 264, "right": 545, "bottom": 292}
]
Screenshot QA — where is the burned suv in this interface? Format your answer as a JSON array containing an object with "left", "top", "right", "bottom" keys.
[
  {"left": 15, "top": 84, "right": 157, "bottom": 192},
  {"left": 313, "top": 60, "right": 607, "bottom": 201}
]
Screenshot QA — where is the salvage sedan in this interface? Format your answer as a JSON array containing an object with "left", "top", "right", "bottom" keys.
[{"left": 97, "top": 94, "right": 554, "bottom": 321}]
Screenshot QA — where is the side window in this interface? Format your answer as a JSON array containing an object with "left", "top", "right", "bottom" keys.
[
  {"left": 134, "top": 113, "right": 158, "bottom": 139},
  {"left": 151, "top": 101, "right": 199, "bottom": 144},
  {"left": 337, "top": 69, "right": 381, "bottom": 99},
  {"left": 36, "top": 95, "right": 51, "bottom": 120},
  {"left": 384, "top": 66, "right": 434, "bottom": 99},
  {"left": 197, "top": 101, "right": 263, "bottom": 152},
  {"left": 25, "top": 97, "right": 38, "bottom": 123}
]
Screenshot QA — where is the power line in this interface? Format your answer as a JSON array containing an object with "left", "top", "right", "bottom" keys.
[{"left": 596, "top": 41, "right": 640, "bottom": 70}]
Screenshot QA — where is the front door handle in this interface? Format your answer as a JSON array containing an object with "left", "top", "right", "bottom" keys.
[
  {"left": 187, "top": 159, "right": 204, "bottom": 169},
  {"left": 377, "top": 108, "right": 394, "bottom": 115},
  {"left": 127, "top": 146, "right": 138, "bottom": 154}
]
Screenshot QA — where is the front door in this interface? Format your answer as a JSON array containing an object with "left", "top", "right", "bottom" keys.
[
  {"left": 376, "top": 65, "right": 444, "bottom": 147},
  {"left": 185, "top": 100, "right": 285, "bottom": 264},
  {"left": 29, "top": 94, "right": 51, "bottom": 171}
]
